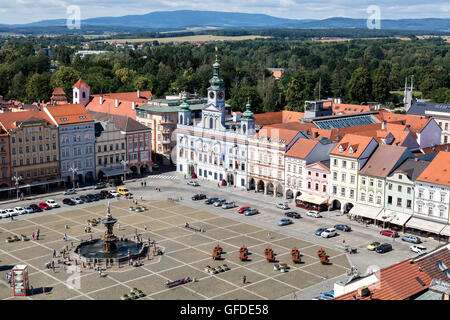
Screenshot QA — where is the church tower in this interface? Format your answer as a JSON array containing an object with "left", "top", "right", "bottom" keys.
[
  {"left": 240, "top": 99, "right": 255, "bottom": 136},
  {"left": 72, "top": 78, "right": 91, "bottom": 106},
  {"left": 178, "top": 93, "right": 192, "bottom": 126},
  {"left": 202, "top": 56, "right": 226, "bottom": 130}
]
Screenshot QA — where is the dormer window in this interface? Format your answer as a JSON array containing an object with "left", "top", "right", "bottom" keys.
[
  {"left": 339, "top": 145, "right": 344, "bottom": 152},
  {"left": 349, "top": 147, "right": 354, "bottom": 154}
]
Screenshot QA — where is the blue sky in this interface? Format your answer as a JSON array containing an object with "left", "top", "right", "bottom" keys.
[{"left": 1, "top": 0, "right": 449, "bottom": 24}]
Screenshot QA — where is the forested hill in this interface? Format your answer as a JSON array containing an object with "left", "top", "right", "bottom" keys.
[{"left": 1, "top": 10, "right": 449, "bottom": 34}]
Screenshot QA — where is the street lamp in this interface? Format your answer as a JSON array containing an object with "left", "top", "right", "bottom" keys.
[
  {"left": 69, "top": 166, "right": 79, "bottom": 190},
  {"left": 121, "top": 159, "right": 129, "bottom": 183},
  {"left": 11, "top": 175, "right": 22, "bottom": 200}
]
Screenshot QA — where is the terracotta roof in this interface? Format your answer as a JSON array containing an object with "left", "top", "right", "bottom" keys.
[
  {"left": 52, "top": 87, "right": 66, "bottom": 95},
  {"left": 72, "top": 78, "right": 90, "bottom": 89},
  {"left": 330, "top": 134, "right": 376, "bottom": 158},
  {"left": 334, "top": 259, "right": 432, "bottom": 300},
  {"left": 389, "top": 130, "right": 412, "bottom": 146},
  {"left": 421, "top": 144, "right": 450, "bottom": 154},
  {"left": 45, "top": 104, "right": 94, "bottom": 125},
  {"left": 333, "top": 103, "right": 372, "bottom": 115},
  {"left": 255, "top": 126, "right": 299, "bottom": 145},
  {"left": 254, "top": 111, "right": 304, "bottom": 126},
  {"left": 88, "top": 111, "right": 150, "bottom": 133},
  {"left": 359, "top": 145, "right": 407, "bottom": 177},
  {"left": 415, "top": 244, "right": 450, "bottom": 283},
  {"left": 379, "top": 110, "right": 432, "bottom": 133},
  {"left": 285, "top": 138, "right": 319, "bottom": 159},
  {"left": 0, "top": 110, "right": 54, "bottom": 131},
  {"left": 85, "top": 92, "right": 150, "bottom": 120},
  {"left": 416, "top": 151, "right": 450, "bottom": 186}
]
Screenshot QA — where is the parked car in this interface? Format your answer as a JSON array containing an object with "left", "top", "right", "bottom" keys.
[
  {"left": 376, "top": 243, "right": 393, "bottom": 253},
  {"left": 109, "top": 190, "right": 120, "bottom": 197},
  {"left": 306, "top": 210, "right": 321, "bottom": 218},
  {"left": 285, "top": 211, "right": 301, "bottom": 219},
  {"left": 187, "top": 181, "right": 199, "bottom": 187},
  {"left": 367, "top": 241, "right": 382, "bottom": 251},
  {"left": 410, "top": 245, "right": 427, "bottom": 254},
  {"left": 380, "top": 229, "right": 399, "bottom": 238},
  {"left": 5, "top": 208, "right": 16, "bottom": 216},
  {"left": 63, "top": 198, "right": 76, "bottom": 206},
  {"left": 46, "top": 199, "right": 59, "bottom": 208},
  {"left": 277, "top": 218, "right": 293, "bottom": 226},
  {"left": 101, "top": 190, "right": 114, "bottom": 198},
  {"left": 213, "top": 199, "right": 226, "bottom": 207},
  {"left": 192, "top": 194, "right": 207, "bottom": 201},
  {"left": 95, "top": 182, "right": 106, "bottom": 189},
  {"left": 23, "top": 206, "right": 34, "bottom": 214},
  {"left": 63, "top": 188, "right": 77, "bottom": 195},
  {"left": 315, "top": 227, "right": 327, "bottom": 236},
  {"left": 402, "top": 235, "right": 421, "bottom": 244},
  {"left": 93, "top": 193, "right": 103, "bottom": 201},
  {"left": 86, "top": 194, "right": 98, "bottom": 201},
  {"left": 276, "top": 202, "right": 289, "bottom": 210},
  {"left": 238, "top": 206, "right": 250, "bottom": 214},
  {"left": 222, "top": 201, "right": 236, "bottom": 209},
  {"left": 334, "top": 224, "right": 351, "bottom": 232},
  {"left": 14, "top": 207, "right": 26, "bottom": 215},
  {"left": 244, "top": 208, "right": 259, "bottom": 216},
  {"left": 80, "top": 195, "right": 92, "bottom": 203},
  {"left": 117, "top": 187, "right": 131, "bottom": 196},
  {"left": 321, "top": 228, "right": 337, "bottom": 238},
  {"left": 320, "top": 290, "right": 335, "bottom": 300},
  {"left": 71, "top": 197, "right": 83, "bottom": 204},
  {"left": 38, "top": 202, "right": 51, "bottom": 210},
  {"left": 205, "top": 197, "right": 219, "bottom": 205},
  {"left": 0, "top": 209, "right": 10, "bottom": 218},
  {"left": 29, "top": 204, "right": 42, "bottom": 212}
]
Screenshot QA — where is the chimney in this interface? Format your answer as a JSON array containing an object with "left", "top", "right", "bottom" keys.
[
  {"left": 132, "top": 101, "right": 136, "bottom": 110},
  {"left": 137, "top": 90, "right": 140, "bottom": 98},
  {"left": 358, "top": 286, "right": 370, "bottom": 298},
  {"left": 99, "top": 95, "right": 103, "bottom": 105},
  {"left": 115, "top": 99, "right": 119, "bottom": 108}
]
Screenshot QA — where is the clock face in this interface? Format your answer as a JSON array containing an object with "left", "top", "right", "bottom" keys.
[
  {"left": 209, "top": 91, "right": 215, "bottom": 99},
  {"left": 218, "top": 91, "right": 224, "bottom": 100}
]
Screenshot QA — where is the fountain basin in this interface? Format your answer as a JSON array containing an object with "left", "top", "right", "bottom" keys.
[{"left": 76, "top": 239, "right": 143, "bottom": 260}]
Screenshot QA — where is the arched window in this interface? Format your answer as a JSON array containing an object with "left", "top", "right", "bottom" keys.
[
  {"left": 242, "top": 124, "right": 246, "bottom": 134},
  {"left": 179, "top": 114, "right": 183, "bottom": 124},
  {"left": 209, "top": 117, "right": 213, "bottom": 129},
  {"left": 82, "top": 91, "right": 86, "bottom": 99}
]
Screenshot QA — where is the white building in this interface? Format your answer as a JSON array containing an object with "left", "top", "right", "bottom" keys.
[{"left": 175, "top": 58, "right": 255, "bottom": 188}]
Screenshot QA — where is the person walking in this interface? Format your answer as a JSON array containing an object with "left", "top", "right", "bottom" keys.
[
  {"left": 63, "top": 234, "right": 67, "bottom": 241},
  {"left": 144, "top": 181, "right": 147, "bottom": 187},
  {"left": 52, "top": 249, "right": 56, "bottom": 258},
  {"left": 51, "top": 260, "right": 55, "bottom": 272},
  {"left": 32, "top": 232, "right": 35, "bottom": 240},
  {"left": 242, "top": 275, "right": 247, "bottom": 284},
  {"left": 144, "top": 225, "right": 147, "bottom": 231},
  {"left": 36, "top": 230, "right": 39, "bottom": 240},
  {"left": 84, "top": 226, "right": 87, "bottom": 233}
]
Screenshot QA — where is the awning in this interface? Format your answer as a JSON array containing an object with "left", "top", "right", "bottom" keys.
[
  {"left": 440, "top": 225, "right": 450, "bottom": 237},
  {"left": 349, "top": 203, "right": 382, "bottom": 220},
  {"left": 296, "top": 193, "right": 328, "bottom": 205},
  {"left": 100, "top": 166, "right": 131, "bottom": 177},
  {"left": 405, "top": 217, "right": 446, "bottom": 234},
  {"left": 376, "top": 210, "right": 412, "bottom": 226}
]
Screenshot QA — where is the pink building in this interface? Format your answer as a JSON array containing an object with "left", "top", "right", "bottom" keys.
[{"left": 305, "top": 160, "right": 330, "bottom": 197}]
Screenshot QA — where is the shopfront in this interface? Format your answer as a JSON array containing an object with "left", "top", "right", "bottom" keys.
[{"left": 295, "top": 193, "right": 328, "bottom": 212}]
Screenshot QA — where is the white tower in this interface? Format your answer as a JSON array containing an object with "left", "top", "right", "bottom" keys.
[{"left": 72, "top": 78, "right": 91, "bottom": 106}]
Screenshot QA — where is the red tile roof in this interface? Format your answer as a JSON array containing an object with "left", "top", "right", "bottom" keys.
[
  {"left": 285, "top": 138, "right": 319, "bottom": 159},
  {"left": 416, "top": 151, "right": 450, "bottom": 186},
  {"left": 333, "top": 103, "right": 372, "bottom": 115},
  {"left": 45, "top": 104, "right": 94, "bottom": 125},
  {"left": 0, "top": 110, "right": 54, "bottom": 131},
  {"left": 72, "top": 78, "right": 90, "bottom": 89},
  {"left": 52, "top": 87, "right": 66, "bottom": 95},
  {"left": 254, "top": 111, "right": 304, "bottom": 126},
  {"left": 334, "top": 259, "right": 432, "bottom": 300},
  {"left": 330, "top": 134, "right": 376, "bottom": 158},
  {"left": 255, "top": 126, "right": 300, "bottom": 145}
]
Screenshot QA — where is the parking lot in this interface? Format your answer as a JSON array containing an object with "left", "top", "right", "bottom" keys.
[{"left": 0, "top": 172, "right": 442, "bottom": 300}]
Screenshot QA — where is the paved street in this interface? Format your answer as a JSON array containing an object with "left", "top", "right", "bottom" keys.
[{"left": 0, "top": 170, "right": 443, "bottom": 300}]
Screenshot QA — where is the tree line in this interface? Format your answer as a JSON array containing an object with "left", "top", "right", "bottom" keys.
[{"left": 0, "top": 37, "right": 448, "bottom": 113}]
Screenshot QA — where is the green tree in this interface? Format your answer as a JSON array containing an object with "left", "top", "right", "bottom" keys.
[
  {"left": 57, "top": 45, "right": 71, "bottom": 65},
  {"left": 229, "top": 86, "right": 262, "bottom": 113},
  {"left": 348, "top": 67, "right": 372, "bottom": 103},
  {"left": 50, "top": 66, "right": 81, "bottom": 101},
  {"left": 25, "top": 73, "right": 51, "bottom": 102},
  {"left": 8, "top": 72, "right": 27, "bottom": 101},
  {"left": 285, "top": 73, "right": 307, "bottom": 111},
  {"left": 115, "top": 68, "right": 137, "bottom": 86},
  {"left": 372, "top": 68, "right": 390, "bottom": 103}
]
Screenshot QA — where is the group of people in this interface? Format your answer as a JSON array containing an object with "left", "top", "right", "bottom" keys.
[
  {"left": 84, "top": 226, "right": 92, "bottom": 233},
  {"left": 31, "top": 229, "right": 40, "bottom": 240},
  {"left": 140, "top": 181, "right": 147, "bottom": 187}
]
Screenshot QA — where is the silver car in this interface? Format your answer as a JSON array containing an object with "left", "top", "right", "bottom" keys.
[
  {"left": 213, "top": 199, "right": 226, "bottom": 207},
  {"left": 6, "top": 208, "right": 17, "bottom": 216},
  {"left": 222, "top": 201, "right": 235, "bottom": 209},
  {"left": 0, "top": 210, "right": 10, "bottom": 218},
  {"left": 276, "top": 202, "right": 289, "bottom": 210}
]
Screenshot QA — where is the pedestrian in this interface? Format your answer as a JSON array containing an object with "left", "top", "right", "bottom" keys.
[
  {"left": 342, "top": 239, "right": 345, "bottom": 244},
  {"left": 141, "top": 181, "right": 143, "bottom": 187},
  {"left": 51, "top": 260, "right": 55, "bottom": 272},
  {"left": 63, "top": 234, "right": 67, "bottom": 241},
  {"left": 144, "top": 225, "right": 147, "bottom": 231},
  {"left": 148, "top": 237, "right": 151, "bottom": 243},
  {"left": 267, "top": 232, "right": 271, "bottom": 240},
  {"left": 144, "top": 181, "right": 147, "bottom": 187},
  {"left": 84, "top": 226, "right": 87, "bottom": 233},
  {"left": 99, "top": 269, "right": 102, "bottom": 277},
  {"left": 140, "top": 196, "right": 143, "bottom": 202},
  {"left": 10, "top": 215, "right": 13, "bottom": 221},
  {"left": 242, "top": 275, "right": 247, "bottom": 284},
  {"left": 36, "top": 233, "right": 39, "bottom": 240},
  {"left": 52, "top": 249, "right": 56, "bottom": 258},
  {"left": 32, "top": 232, "right": 35, "bottom": 240}
]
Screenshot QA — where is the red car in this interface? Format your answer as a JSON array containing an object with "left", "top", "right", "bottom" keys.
[
  {"left": 238, "top": 206, "right": 250, "bottom": 214},
  {"left": 38, "top": 202, "right": 51, "bottom": 210},
  {"left": 380, "top": 229, "right": 398, "bottom": 238}
]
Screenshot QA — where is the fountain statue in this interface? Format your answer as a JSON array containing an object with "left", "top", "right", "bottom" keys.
[{"left": 101, "top": 201, "right": 118, "bottom": 252}]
